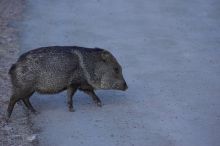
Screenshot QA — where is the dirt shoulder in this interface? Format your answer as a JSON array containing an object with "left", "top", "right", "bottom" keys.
[{"left": 0, "top": 0, "right": 37, "bottom": 145}]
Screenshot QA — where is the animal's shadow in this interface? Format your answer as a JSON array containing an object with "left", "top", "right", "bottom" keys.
[{"left": 30, "top": 90, "right": 128, "bottom": 112}]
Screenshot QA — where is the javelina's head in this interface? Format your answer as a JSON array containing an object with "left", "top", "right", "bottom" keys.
[{"left": 95, "top": 50, "right": 128, "bottom": 91}]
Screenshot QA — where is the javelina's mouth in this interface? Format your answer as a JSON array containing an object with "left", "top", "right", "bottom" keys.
[
  {"left": 122, "top": 82, "right": 128, "bottom": 91},
  {"left": 114, "top": 82, "right": 128, "bottom": 91}
]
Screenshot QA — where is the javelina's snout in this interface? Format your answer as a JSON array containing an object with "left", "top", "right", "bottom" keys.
[{"left": 115, "top": 80, "right": 128, "bottom": 91}]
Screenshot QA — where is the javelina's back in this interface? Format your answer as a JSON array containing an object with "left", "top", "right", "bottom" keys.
[{"left": 10, "top": 46, "right": 81, "bottom": 93}]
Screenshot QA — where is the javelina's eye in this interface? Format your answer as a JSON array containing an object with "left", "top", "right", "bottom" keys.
[{"left": 114, "top": 67, "right": 119, "bottom": 74}]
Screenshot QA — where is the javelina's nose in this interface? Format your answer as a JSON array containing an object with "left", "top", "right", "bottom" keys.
[{"left": 123, "top": 82, "right": 128, "bottom": 91}]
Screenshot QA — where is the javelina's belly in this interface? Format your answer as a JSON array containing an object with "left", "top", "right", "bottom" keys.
[{"left": 35, "top": 74, "right": 69, "bottom": 94}]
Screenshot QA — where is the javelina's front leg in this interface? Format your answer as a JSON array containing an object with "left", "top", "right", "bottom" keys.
[
  {"left": 82, "top": 90, "right": 102, "bottom": 107},
  {"left": 67, "top": 86, "right": 77, "bottom": 112}
]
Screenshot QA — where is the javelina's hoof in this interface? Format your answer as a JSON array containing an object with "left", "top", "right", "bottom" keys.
[
  {"left": 5, "top": 112, "right": 11, "bottom": 123},
  {"left": 4, "top": 117, "right": 10, "bottom": 124},
  {"left": 69, "top": 108, "right": 75, "bottom": 112},
  {"left": 3, "top": 113, "right": 11, "bottom": 123}
]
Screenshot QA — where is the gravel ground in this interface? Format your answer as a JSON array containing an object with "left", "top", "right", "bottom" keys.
[{"left": 0, "top": 0, "right": 37, "bottom": 145}]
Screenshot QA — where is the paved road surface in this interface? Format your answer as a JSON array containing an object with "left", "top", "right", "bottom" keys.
[{"left": 18, "top": 0, "right": 220, "bottom": 145}]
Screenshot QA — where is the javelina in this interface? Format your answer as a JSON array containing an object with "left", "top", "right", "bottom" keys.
[{"left": 7, "top": 46, "right": 128, "bottom": 119}]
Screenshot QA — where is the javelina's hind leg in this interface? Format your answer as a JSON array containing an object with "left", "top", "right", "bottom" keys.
[
  {"left": 82, "top": 90, "right": 102, "bottom": 107},
  {"left": 22, "top": 92, "right": 36, "bottom": 113},
  {"left": 67, "top": 86, "right": 77, "bottom": 112},
  {"left": 7, "top": 90, "right": 35, "bottom": 119},
  {"left": 7, "top": 94, "right": 21, "bottom": 119},
  {"left": 22, "top": 98, "right": 36, "bottom": 113}
]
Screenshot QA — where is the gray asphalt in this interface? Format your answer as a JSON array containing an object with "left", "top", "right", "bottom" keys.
[{"left": 18, "top": 0, "right": 220, "bottom": 146}]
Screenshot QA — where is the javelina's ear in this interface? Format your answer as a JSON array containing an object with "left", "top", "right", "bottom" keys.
[{"left": 101, "top": 51, "right": 110, "bottom": 62}]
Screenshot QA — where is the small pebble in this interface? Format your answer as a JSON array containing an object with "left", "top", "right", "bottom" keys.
[{"left": 26, "top": 134, "right": 38, "bottom": 142}]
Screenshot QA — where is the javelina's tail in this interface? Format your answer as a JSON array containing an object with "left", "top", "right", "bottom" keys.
[{"left": 8, "top": 64, "right": 16, "bottom": 75}]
